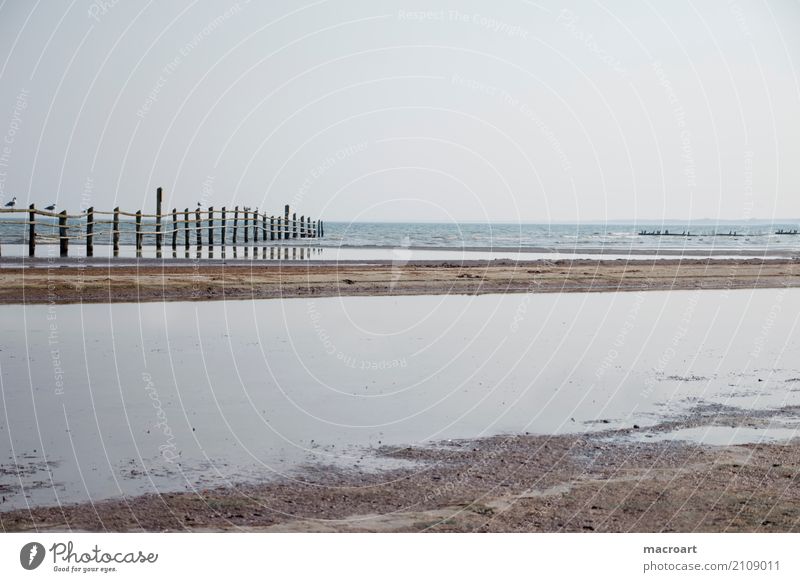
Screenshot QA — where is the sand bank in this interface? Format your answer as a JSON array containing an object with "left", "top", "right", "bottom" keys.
[{"left": 0, "top": 258, "right": 798, "bottom": 305}]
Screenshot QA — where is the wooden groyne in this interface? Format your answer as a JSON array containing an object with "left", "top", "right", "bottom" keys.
[
  {"left": 638, "top": 229, "right": 697, "bottom": 237},
  {"left": 0, "top": 187, "right": 323, "bottom": 257}
]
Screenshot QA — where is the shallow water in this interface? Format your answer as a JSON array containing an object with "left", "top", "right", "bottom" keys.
[
  {"left": 639, "top": 425, "right": 800, "bottom": 446},
  {"left": 1, "top": 288, "right": 799, "bottom": 509},
  {"left": 0, "top": 242, "right": 780, "bottom": 263}
]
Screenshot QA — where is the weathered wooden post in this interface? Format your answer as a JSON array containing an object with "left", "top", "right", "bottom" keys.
[
  {"left": 299, "top": 215, "right": 305, "bottom": 238},
  {"left": 233, "top": 206, "right": 239, "bottom": 244},
  {"left": 313, "top": 220, "right": 318, "bottom": 238},
  {"left": 320, "top": 220, "right": 324, "bottom": 237},
  {"left": 28, "top": 204, "right": 35, "bottom": 257},
  {"left": 208, "top": 206, "right": 214, "bottom": 248},
  {"left": 270, "top": 216, "right": 275, "bottom": 240},
  {"left": 262, "top": 212, "right": 267, "bottom": 242},
  {"left": 195, "top": 208, "right": 202, "bottom": 250},
  {"left": 292, "top": 213, "right": 298, "bottom": 238},
  {"left": 253, "top": 209, "right": 259, "bottom": 243},
  {"left": 243, "top": 208, "right": 249, "bottom": 244},
  {"left": 155, "top": 187, "right": 163, "bottom": 255},
  {"left": 135, "top": 210, "right": 142, "bottom": 255},
  {"left": 171, "top": 208, "right": 178, "bottom": 252},
  {"left": 306, "top": 216, "right": 311, "bottom": 239},
  {"left": 220, "top": 207, "right": 227, "bottom": 250},
  {"left": 284, "top": 205, "right": 290, "bottom": 240},
  {"left": 59, "top": 210, "right": 68, "bottom": 257},
  {"left": 113, "top": 207, "right": 120, "bottom": 256},
  {"left": 183, "top": 208, "right": 190, "bottom": 251},
  {"left": 86, "top": 206, "right": 94, "bottom": 257}
]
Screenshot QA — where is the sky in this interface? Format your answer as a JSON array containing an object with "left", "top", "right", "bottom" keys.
[{"left": 0, "top": 0, "right": 798, "bottom": 223}]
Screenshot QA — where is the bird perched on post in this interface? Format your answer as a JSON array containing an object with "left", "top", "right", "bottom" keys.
[
  {"left": 45, "top": 204, "right": 56, "bottom": 211},
  {"left": 4, "top": 196, "right": 16, "bottom": 208}
]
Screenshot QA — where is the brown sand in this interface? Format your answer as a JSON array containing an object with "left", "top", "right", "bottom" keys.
[
  {"left": 2, "top": 257, "right": 799, "bottom": 532},
  {"left": 1, "top": 258, "right": 798, "bottom": 305},
  {"left": 3, "top": 407, "right": 800, "bottom": 533}
]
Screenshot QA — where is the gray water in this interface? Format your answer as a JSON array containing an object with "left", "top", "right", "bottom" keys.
[
  {"left": 2, "top": 219, "right": 800, "bottom": 257},
  {"left": 1, "top": 289, "right": 800, "bottom": 510}
]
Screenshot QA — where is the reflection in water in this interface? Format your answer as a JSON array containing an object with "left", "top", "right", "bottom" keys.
[
  {"left": 2, "top": 289, "right": 799, "bottom": 509},
  {"left": 138, "top": 245, "right": 327, "bottom": 260}
]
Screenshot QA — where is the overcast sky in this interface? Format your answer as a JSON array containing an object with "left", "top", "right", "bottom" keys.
[{"left": 0, "top": 0, "right": 798, "bottom": 222}]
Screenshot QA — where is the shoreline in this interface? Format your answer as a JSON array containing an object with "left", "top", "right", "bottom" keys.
[
  {"left": 3, "top": 405, "right": 799, "bottom": 532},
  {"left": 0, "top": 257, "right": 798, "bottom": 305}
]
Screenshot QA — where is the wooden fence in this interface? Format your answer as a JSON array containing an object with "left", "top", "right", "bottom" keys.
[{"left": 0, "top": 187, "right": 324, "bottom": 257}]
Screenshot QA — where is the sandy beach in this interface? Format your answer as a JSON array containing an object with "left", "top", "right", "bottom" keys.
[
  {"left": 1, "top": 257, "right": 798, "bottom": 305},
  {"left": 4, "top": 404, "right": 800, "bottom": 532},
  {"left": 2, "top": 278, "right": 799, "bottom": 532}
]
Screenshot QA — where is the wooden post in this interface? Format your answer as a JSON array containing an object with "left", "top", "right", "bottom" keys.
[
  {"left": 195, "top": 208, "right": 202, "bottom": 250},
  {"left": 59, "top": 211, "right": 68, "bottom": 257},
  {"left": 306, "top": 216, "right": 311, "bottom": 239},
  {"left": 299, "top": 215, "right": 305, "bottom": 238},
  {"left": 270, "top": 216, "right": 275, "bottom": 240},
  {"left": 233, "top": 206, "right": 239, "bottom": 244},
  {"left": 113, "top": 207, "right": 120, "bottom": 256},
  {"left": 262, "top": 212, "right": 267, "bottom": 242},
  {"left": 313, "top": 220, "right": 318, "bottom": 238},
  {"left": 220, "top": 207, "right": 226, "bottom": 248},
  {"left": 28, "top": 204, "right": 35, "bottom": 257},
  {"left": 320, "top": 220, "right": 323, "bottom": 237},
  {"left": 86, "top": 206, "right": 94, "bottom": 257},
  {"left": 184, "top": 208, "right": 190, "bottom": 251},
  {"left": 253, "top": 209, "right": 259, "bottom": 243},
  {"left": 135, "top": 210, "right": 142, "bottom": 255},
  {"left": 244, "top": 209, "right": 249, "bottom": 244},
  {"left": 284, "top": 205, "right": 290, "bottom": 240},
  {"left": 292, "top": 213, "right": 297, "bottom": 238},
  {"left": 155, "top": 187, "right": 163, "bottom": 255},
  {"left": 208, "top": 206, "right": 214, "bottom": 248},
  {"left": 171, "top": 208, "right": 178, "bottom": 252}
]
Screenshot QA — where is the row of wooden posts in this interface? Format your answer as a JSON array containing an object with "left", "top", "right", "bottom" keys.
[{"left": 19, "top": 188, "right": 323, "bottom": 257}]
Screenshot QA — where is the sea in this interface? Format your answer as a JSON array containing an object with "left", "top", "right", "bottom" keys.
[{"left": 1, "top": 218, "right": 799, "bottom": 259}]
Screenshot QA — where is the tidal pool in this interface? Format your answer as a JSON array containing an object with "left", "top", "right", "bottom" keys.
[{"left": 1, "top": 288, "right": 799, "bottom": 509}]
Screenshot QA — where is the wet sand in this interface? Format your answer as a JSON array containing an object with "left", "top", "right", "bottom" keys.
[
  {"left": 2, "top": 260, "right": 799, "bottom": 532},
  {"left": 3, "top": 405, "right": 800, "bottom": 532},
  {"left": 1, "top": 257, "right": 799, "bottom": 305}
]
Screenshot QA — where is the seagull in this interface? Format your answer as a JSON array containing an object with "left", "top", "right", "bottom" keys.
[
  {"left": 3, "top": 197, "right": 16, "bottom": 208},
  {"left": 45, "top": 204, "right": 56, "bottom": 211}
]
